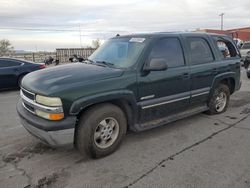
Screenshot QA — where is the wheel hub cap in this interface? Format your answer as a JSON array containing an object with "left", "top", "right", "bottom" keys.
[
  {"left": 101, "top": 126, "right": 113, "bottom": 140},
  {"left": 215, "top": 92, "right": 227, "bottom": 112},
  {"left": 94, "top": 117, "right": 119, "bottom": 149}
]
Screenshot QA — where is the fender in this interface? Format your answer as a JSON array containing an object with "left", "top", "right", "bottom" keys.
[
  {"left": 211, "top": 71, "right": 236, "bottom": 91},
  {"left": 69, "top": 90, "right": 138, "bottom": 116}
]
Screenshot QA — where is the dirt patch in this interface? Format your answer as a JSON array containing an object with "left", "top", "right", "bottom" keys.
[
  {"left": 2, "top": 143, "right": 55, "bottom": 163},
  {"left": 240, "top": 108, "right": 250, "bottom": 115},
  {"left": 36, "top": 173, "right": 58, "bottom": 188},
  {"left": 24, "top": 143, "right": 56, "bottom": 154},
  {"left": 35, "top": 170, "right": 70, "bottom": 188},
  {"left": 2, "top": 152, "right": 28, "bottom": 163},
  {"left": 225, "top": 116, "right": 238, "bottom": 120}
]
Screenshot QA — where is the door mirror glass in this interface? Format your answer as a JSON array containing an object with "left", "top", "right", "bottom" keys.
[{"left": 144, "top": 58, "right": 168, "bottom": 71}]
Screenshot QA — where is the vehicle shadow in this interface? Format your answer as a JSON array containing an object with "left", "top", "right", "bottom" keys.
[{"left": 0, "top": 88, "right": 19, "bottom": 93}]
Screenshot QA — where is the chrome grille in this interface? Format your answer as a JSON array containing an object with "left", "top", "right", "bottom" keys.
[
  {"left": 22, "top": 102, "right": 35, "bottom": 114},
  {"left": 20, "top": 88, "right": 63, "bottom": 114},
  {"left": 21, "top": 88, "right": 35, "bottom": 101},
  {"left": 21, "top": 88, "right": 36, "bottom": 114}
]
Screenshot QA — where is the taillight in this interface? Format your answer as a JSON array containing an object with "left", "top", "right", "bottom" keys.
[{"left": 39, "top": 64, "right": 46, "bottom": 69}]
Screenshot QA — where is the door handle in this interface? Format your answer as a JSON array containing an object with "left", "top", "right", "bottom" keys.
[
  {"left": 180, "top": 73, "right": 189, "bottom": 79},
  {"left": 212, "top": 68, "right": 218, "bottom": 74}
]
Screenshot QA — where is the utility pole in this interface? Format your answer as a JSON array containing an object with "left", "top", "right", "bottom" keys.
[
  {"left": 79, "top": 25, "right": 83, "bottom": 48},
  {"left": 219, "top": 13, "right": 225, "bottom": 30}
]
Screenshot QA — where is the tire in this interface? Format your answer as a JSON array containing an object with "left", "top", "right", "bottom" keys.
[
  {"left": 247, "top": 74, "right": 250, "bottom": 79},
  {"left": 207, "top": 84, "right": 230, "bottom": 115},
  {"left": 76, "top": 103, "right": 127, "bottom": 158}
]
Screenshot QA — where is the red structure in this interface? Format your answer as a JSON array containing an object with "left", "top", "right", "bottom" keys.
[{"left": 198, "top": 27, "right": 250, "bottom": 42}]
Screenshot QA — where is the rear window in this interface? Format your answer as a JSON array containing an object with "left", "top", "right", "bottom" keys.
[
  {"left": 213, "top": 37, "right": 239, "bottom": 59},
  {"left": 187, "top": 37, "right": 214, "bottom": 65}
]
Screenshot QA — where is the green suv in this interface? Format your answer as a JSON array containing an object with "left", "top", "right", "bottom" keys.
[{"left": 17, "top": 32, "right": 241, "bottom": 158}]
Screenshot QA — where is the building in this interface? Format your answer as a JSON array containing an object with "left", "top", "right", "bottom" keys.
[{"left": 198, "top": 27, "right": 250, "bottom": 42}]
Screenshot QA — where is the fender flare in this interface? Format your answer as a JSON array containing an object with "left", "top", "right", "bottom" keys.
[
  {"left": 69, "top": 89, "right": 138, "bottom": 118},
  {"left": 211, "top": 72, "right": 236, "bottom": 92}
]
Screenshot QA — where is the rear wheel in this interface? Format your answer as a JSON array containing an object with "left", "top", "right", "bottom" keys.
[
  {"left": 207, "top": 84, "right": 230, "bottom": 115},
  {"left": 76, "top": 103, "right": 127, "bottom": 158}
]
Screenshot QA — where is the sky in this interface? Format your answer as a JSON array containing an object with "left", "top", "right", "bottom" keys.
[{"left": 0, "top": 0, "right": 250, "bottom": 51}]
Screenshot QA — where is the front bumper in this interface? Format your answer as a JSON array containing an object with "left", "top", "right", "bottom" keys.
[{"left": 17, "top": 99, "right": 76, "bottom": 146}]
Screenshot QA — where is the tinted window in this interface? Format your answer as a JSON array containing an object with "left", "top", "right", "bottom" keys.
[
  {"left": 213, "top": 37, "right": 239, "bottom": 59},
  {"left": 149, "top": 38, "right": 185, "bottom": 68},
  {"left": 0, "top": 60, "right": 21, "bottom": 68},
  {"left": 187, "top": 37, "right": 214, "bottom": 65},
  {"left": 89, "top": 38, "right": 146, "bottom": 68}
]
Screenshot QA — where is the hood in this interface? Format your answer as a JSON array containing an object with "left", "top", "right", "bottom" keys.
[{"left": 22, "top": 63, "right": 124, "bottom": 95}]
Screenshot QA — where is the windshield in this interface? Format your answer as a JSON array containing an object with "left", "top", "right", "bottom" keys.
[
  {"left": 88, "top": 37, "right": 146, "bottom": 68},
  {"left": 242, "top": 42, "right": 250, "bottom": 49}
]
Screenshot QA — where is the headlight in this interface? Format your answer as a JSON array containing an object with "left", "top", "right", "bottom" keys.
[
  {"left": 35, "top": 109, "right": 64, "bottom": 121},
  {"left": 36, "top": 95, "right": 62, "bottom": 106}
]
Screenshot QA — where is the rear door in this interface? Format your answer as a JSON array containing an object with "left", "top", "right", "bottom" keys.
[
  {"left": 183, "top": 36, "right": 216, "bottom": 106},
  {"left": 212, "top": 36, "right": 241, "bottom": 89},
  {"left": 0, "top": 59, "right": 23, "bottom": 89},
  {"left": 137, "top": 36, "right": 191, "bottom": 123}
]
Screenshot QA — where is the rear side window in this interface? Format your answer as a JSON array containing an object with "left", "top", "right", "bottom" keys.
[
  {"left": 213, "top": 37, "right": 239, "bottom": 59},
  {"left": 0, "top": 60, "right": 22, "bottom": 68},
  {"left": 187, "top": 37, "right": 214, "bottom": 65},
  {"left": 149, "top": 38, "right": 185, "bottom": 68}
]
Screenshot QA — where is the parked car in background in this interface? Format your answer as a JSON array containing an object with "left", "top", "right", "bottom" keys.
[
  {"left": 244, "top": 51, "right": 250, "bottom": 78},
  {"left": 69, "top": 54, "right": 85, "bottom": 62},
  {"left": 0, "top": 58, "right": 45, "bottom": 90},
  {"left": 240, "top": 41, "right": 250, "bottom": 60}
]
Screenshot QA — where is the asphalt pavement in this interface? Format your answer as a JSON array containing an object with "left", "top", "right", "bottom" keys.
[{"left": 0, "top": 69, "right": 250, "bottom": 188}]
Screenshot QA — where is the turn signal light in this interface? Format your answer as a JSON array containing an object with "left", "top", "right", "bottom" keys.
[
  {"left": 35, "top": 109, "right": 64, "bottom": 121},
  {"left": 49, "top": 113, "right": 64, "bottom": 121}
]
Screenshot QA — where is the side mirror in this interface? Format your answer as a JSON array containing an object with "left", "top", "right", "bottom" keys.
[{"left": 144, "top": 58, "right": 168, "bottom": 71}]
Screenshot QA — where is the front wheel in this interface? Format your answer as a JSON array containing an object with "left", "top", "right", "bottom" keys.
[
  {"left": 76, "top": 103, "right": 127, "bottom": 158},
  {"left": 207, "top": 84, "right": 230, "bottom": 115}
]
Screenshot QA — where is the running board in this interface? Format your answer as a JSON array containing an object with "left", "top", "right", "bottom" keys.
[{"left": 134, "top": 105, "right": 209, "bottom": 131}]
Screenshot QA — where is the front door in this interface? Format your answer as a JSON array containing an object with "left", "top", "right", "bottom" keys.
[{"left": 137, "top": 37, "right": 190, "bottom": 123}]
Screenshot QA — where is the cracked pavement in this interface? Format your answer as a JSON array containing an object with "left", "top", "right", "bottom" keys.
[{"left": 1, "top": 69, "right": 250, "bottom": 188}]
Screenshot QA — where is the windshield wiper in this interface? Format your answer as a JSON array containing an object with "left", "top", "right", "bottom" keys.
[
  {"left": 83, "top": 58, "right": 94, "bottom": 64},
  {"left": 83, "top": 59, "right": 106, "bottom": 67},
  {"left": 84, "top": 59, "right": 115, "bottom": 68},
  {"left": 95, "top": 61, "right": 115, "bottom": 67}
]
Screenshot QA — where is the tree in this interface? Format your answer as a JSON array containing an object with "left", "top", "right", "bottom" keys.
[
  {"left": 0, "top": 39, "right": 13, "bottom": 56},
  {"left": 92, "top": 39, "right": 101, "bottom": 49}
]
